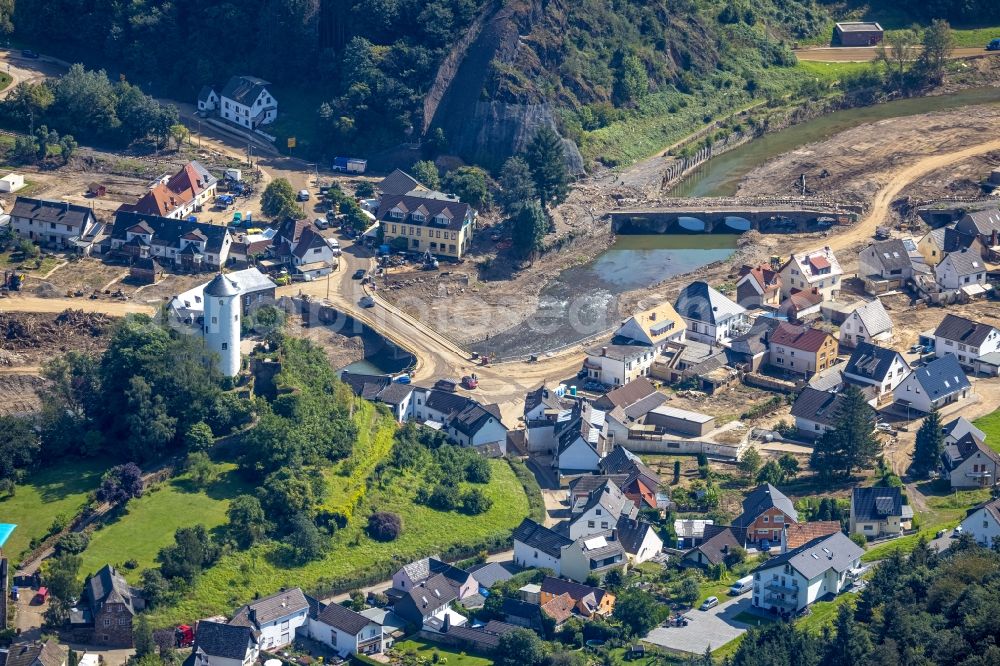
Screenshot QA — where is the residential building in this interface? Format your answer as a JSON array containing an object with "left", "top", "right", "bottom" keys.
[
  {"left": 933, "top": 314, "right": 1000, "bottom": 376},
  {"left": 377, "top": 169, "right": 431, "bottom": 197},
  {"left": 778, "top": 247, "right": 843, "bottom": 302},
  {"left": 583, "top": 304, "right": 687, "bottom": 386},
  {"left": 616, "top": 516, "right": 663, "bottom": 564},
  {"left": 751, "top": 532, "right": 864, "bottom": 614},
  {"left": 392, "top": 575, "right": 461, "bottom": 628},
  {"left": 512, "top": 518, "right": 572, "bottom": 574},
  {"left": 523, "top": 384, "right": 573, "bottom": 454},
  {"left": 120, "top": 162, "right": 217, "bottom": 219},
  {"left": 766, "top": 322, "right": 838, "bottom": 378},
  {"left": 941, "top": 433, "right": 999, "bottom": 489},
  {"left": 858, "top": 239, "right": 913, "bottom": 282},
  {"left": 674, "top": 281, "right": 748, "bottom": 344},
  {"left": 593, "top": 377, "right": 662, "bottom": 412},
  {"left": 378, "top": 193, "right": 475, "bottom": 259},
  {"left": 559, "top": 531, "right": 626, "bottom": 584},
  {"left": 843, "top": 341, "right": 910, "bottom": 400},
  {"left": 839, "top": 299, "right": 893, "bottom": 347},
  {"left": 432, "top": 620, "right": 518, "bottom": 652},
  {"left": 894, "top": 354, "right": 971, "bottom": 414},
  {"left": 958, "top": 497, "right": 1000, "bottom": 547},
  {"left": 70, "top": 565, "right": 145, "bottom": 647},
  {"left": 193, "top": 620, "right": 258, "bottom": 666},
  {"left": 0, "top": 642, "right": 65, "bottom": 666},
  {"left": 834, "top": 21, "right": 883, "bottom": 46},
  {"left": 390, "top": 557, "right": 477, "bottom": 601},
  {"left": 598, "top": 446, "right": 665, "bottom": 510},
  {"left": 337, "top": 372, "right": 415, "bottom": 422},
  {"left": 10, "top": 198, "right": 100, "bottom": 251},
  {"left": 219, "top": 76, "right": 277, "bottom": 129},
  {"left": 539, "top": 577, "right": 615, "bottom": 617},
  {"left": 197, "top": 85, "right": 219, "bottom": 112},
  {"left": 732, "top": 483, "right": 798, "bottom": 547},
  {"left": 778, "top": 288, "right": 823, "bottom": 321},
  {"left": 554, "top": 402, "right": 609, "bottom": 474},
  {"left": 935, "top": 248, "right": 988, "bottom": 294},
  {"left": 790, "top": 387, "right": 848, "bottom": 438},
  {"left": 781, "top": 521, "right": 842, "bottom": 552},
  {"left": 954, "top": 207, "right": 1000, "bottom": 250},
  {"left": 917, "top": 225, "right": 980, "bottom": 267},
  {"left": 564, "top": 478, "right": 638, "bottom": 540},
  {"left": 943, "top": 416, "right": 986, "bottom": 446},
  {"left": 539, "top": 593, "right": 576, "bottom": 626},
  {"left": 682, "top": 525, "right": 746, "bottom": 568},
  {"left": 849, "top": 486, "right": 910, "bottom": 538},
  {"left": 270, "top": 219, "right": 337, "bottom": 278},
  {"left": 674, "top": 519, "right": 715, "bottom": 549},
  {"left": 229, "top": 588, "right": 309, "bottom": 650},
  {"left": 169, "top": 267, "right": 277, "bottom": 324},
  {"left": 736, "top": 263, "right": 782, "bottom": 309},
  {"left": 307, "top": 603, "right": 383, "bottom": 658},
  {"left": 468, "top": 562, "right": 515, "bottom": 589},
  {"left": 109, "top": 212, "right": 233, "bottom": 270}
]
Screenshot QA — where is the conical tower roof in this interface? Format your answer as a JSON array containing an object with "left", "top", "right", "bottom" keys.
[{"left": 204, "top": 273, "right": 240, "bottom": 297}]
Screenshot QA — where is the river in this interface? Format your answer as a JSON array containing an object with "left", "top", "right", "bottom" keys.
[{"left": 484, "top": 87, "right": 1000, "bottom": 358}]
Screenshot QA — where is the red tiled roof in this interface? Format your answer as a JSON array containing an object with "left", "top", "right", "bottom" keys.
[
  {"left": 809, "top": 256, "right": 831, "bottom": 271},
  {"left": 769, "top": 322, "right": 832, "bottom": 353},
  {"left": 540, "top": 593, "right": 575, "bottom": 624},
  {"left": 784, "top": 521, "right": 841, "bottom": 549},
  {"left": 740, "top": 265, "right": 781, "bottom": 293}
]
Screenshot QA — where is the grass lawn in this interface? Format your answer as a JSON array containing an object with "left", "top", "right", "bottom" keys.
[
  {"left": 973, "top": 409, "right": 1000, "bottom": 454},
  {"left": 0, "top": 251, "right": 61, "bottom": 275},
  {"left": 732, "top": 611, "right": 777, "bottom": 627},
  {"left": 79, "top": 463, "right": 250, "bottom": 580},
  {"left": 796, "top": 60, "right": 875, "bottom": 82},
  {"left": 0, "top": 458, "right": 108, "bottom": 562},
  {"left": 146, "top": 455, "right": 530, "bottom": 628},
  {"left": 797, "top": 592, "right": 856, "bottom": 633},
  {"left": 322, "top": 400, "right": 396, "bottom": 516},
  {"left": 392, "top": 638, "right": 493, "bottom": 666}
]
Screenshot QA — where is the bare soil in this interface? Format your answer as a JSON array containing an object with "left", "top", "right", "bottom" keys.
[
  {"left": 0, "top": 374, "right": 49, "bottom": 416},
  {"left": 0, "top": 310, "right": 114, "bottom": 366}
]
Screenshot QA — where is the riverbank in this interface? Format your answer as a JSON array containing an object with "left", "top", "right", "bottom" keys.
[{"left": 382, "top": 69, "right": 1000, "bottom": 354}]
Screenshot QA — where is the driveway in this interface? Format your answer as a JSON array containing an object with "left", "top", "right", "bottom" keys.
[{"left": 644, "top": 597, "right": 760, "bottom": 655}]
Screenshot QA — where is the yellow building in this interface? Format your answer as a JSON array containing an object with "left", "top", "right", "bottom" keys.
[{"left": 377, "top": 193, "right": 475, "bottom": 259}]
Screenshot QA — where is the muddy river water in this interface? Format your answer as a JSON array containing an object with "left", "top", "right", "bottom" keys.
[{"left": 480, "top": 87, "right": 1000, "bottom": 359}]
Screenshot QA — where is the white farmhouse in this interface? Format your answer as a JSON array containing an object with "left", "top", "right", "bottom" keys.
[
  {"left": 673, "top": 281, "right": 748, "bottom": 345},
  {"left": 843, "top": 341, "right": 910, "bottom": 400},
  {"left": 10, "top": 197, "right": 100, "bottom": 251},
  {"left": 228, "top": 588, "right": 309, "bottom": 651},
  {"left": 958, "top": 498, "right": 1000, "bottom": 547},
  {"left": 512, "top": 518, "right": 571, "bottom": 575},
  {"left": 893, "top": 354, "right": 971, "bottom": 415},
  {"left": 934, "top": 248, "right": 988, "bottom": 294},
  {"left": 193, "top": 621, "right": 258, "bottom": 666},
  {"left": 307, "top": 603, "right": 383, "bottom": 659},
  {"left": 778, "top": 247, "right": 843, "bottom": 302},
  {"left": 220, "top": 76, "right": 278, "bottom": 129},
  {"left": 839, "top": 299, "right": 893, "bottom": 348},
  {"left": 750, "top": 532, "right": 863, "bottom": 615}
]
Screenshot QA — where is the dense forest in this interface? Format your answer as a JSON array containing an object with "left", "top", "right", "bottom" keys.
[
  {"left": 729, "top": 539, "right": 1000, "bottom": 666},
  {"left": 4, "top": 0, "right": 998, "bottom": 164}
]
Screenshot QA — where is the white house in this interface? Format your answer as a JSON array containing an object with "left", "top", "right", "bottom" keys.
[
  {"left": 110, "top": 212, "right": 233, "bottom": 270},
  {"left": 219, "top": 76, "right": 277, "bottom": 129},
  {"left": 565, "top": 479, "right": 638, "bottom": 540},
  {"left": 942, "top": 433, "right": 1000, "bottom": 489},
  {"left": 10, "top": 197, "right": 100, "bottom": 250},
  {"left": 893, "top": 354, "right": 971, "bottom": 414},
  {"left": 790, "top": 387, "right": 848, "bottom": 439},
  {"left": 935, "top": 248, "right": 988, "bottom": 294},
  {"left": 554, "top": 403, "right": 609, "bottom": 475},
  {"left": 583, "top": 303, "right": 686, "bottom": 387},
  {"left": 933, "top": 314, "right": 1000, "bottom": 376},
  {"left": 751, "top": 532, "right": 863, "bottom": 614},
  {"left": 943, "top": 416, "right": 986, "bottom": 446},
  {"left": 673, "top": 280, "right": 748, "bottom": 345},
  {"left": 958, "top": 498, "right": 1000, "bottom": 547},
  {"left": 843, "top": 341, "right": 910, "bottom": 400},
  {"left": 778, "top": 247, "right": 843, "bottom": 302},
  {"left": 849, "top": 486, "right": 910, "bottom": 538},
  {"left": 523, "top": 385, "right": 572, "bottom": 454},
  {"left": 559, "top": 532, "right": 627, "bottom": 584},
  {"left": 839, "top": 299, "right": 893, "bottom": 347},
  {"left": 228, "top": 588, "right": 309, "bottom": 650},
  {"left": 512, "top": 518, "right": 571, "bottom": 575},
  {"left": 121, "top": 161, "right": 218, "bottom": 219},
  {"left": 616, "top": 516, "right": 663, "bottom": 564},
  {"left": 307, "top": 603, "right": 383, "bottom": 658},
  {"left": 193, "top": 621, "right": 258, "bottom": 666},
  {"left": 858, "top": 239, "right": 913, "bottom": 283},
  {"left": 198, "top": 86, "right": 219, "bottom": 112}
]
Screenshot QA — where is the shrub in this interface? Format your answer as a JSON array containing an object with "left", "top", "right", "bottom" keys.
[
  {"left": 56, "top": 532, "right": 90, "bottom": 555},
  {"left": 366, "top": 511, "right": 403, "bottom": 541},
  {"left": 461, "top": 488, "right": 493, "bottom": 515}
]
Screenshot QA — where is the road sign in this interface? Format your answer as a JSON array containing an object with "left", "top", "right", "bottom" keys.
[{"left": 287, "top": 137, "right": 296, "bottom": 148}]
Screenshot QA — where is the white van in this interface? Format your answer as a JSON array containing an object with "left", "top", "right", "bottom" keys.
[{"left": 728, "top": 575, "right": 754, "bottom": 596}]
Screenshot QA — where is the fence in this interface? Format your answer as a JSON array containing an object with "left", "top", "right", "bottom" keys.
[{"left": 660, "top": 131, "right": 755, "bottom": 191}]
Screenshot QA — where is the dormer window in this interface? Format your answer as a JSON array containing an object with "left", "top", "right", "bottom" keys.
[
  {"left": 412, "top": 212, "right": 425, "bottom": 222},
  {"left": 390, "top": 208, "right": 404, "bottom": 220}
]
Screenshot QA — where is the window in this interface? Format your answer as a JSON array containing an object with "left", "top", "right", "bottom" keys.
[
  {"left": 212, "top": 316, "right": 218, "bottom": 324},
  {"left": 601, "top": 522, "right": 609, "bottom": 529},
  {"left": 104, "top": 619, "right": 112, "bottom": 627},
  {"left": 222, "top": 343, "right": 228, "bottom": 350},
  {"left": 118, "top": 618, "right": 128, "bottom": 626},
  {"left": 587, "top": 521, "right": 595, "bottom": 528},
  {"left": 281, "top": 620, "right": 289, "bottom": 630}
]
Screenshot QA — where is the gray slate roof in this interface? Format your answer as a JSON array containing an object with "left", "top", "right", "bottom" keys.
[
  {"left": 317, "top": 602, "right": 373, "bottom": 635},
  {"left": 937, "top": 248, "right": 985, "bottom": 278},
  {"left": 942, "top": 416, "right": 986, "bottom": 443},
  {"left": 905, "top": 354, "right": 970, "bottom": 401},
  {"left": 852, "top": 486, "right": 903, "bottom": 521},
  {"left": 378, "top": 169, "right": 425, "bottom": 197},
  {"left": 83, "top": 564, "right": 144, "bottom": 616},
  {"left": 674, "top": 281, "right": 745, "bottom": 325},
  {"left": 2, "top": 642, "right": 64, "bottom": 666},
  {"left": 195, "top": 620, "right": 254, "bottom": 660},
  {"left": 852, "top": 299, "right": 893, "bottom": 337},
  {"left": 844, "top": 341, "right": 904, "bottom": 382},
  {"left": 864, "top": 239, "right": 911, "bottom": 273},
  {"left": 957, "top": 207, "right": 1000, "bottom": 237},
  {"left": 925, "top": 226, "right": 972, "bottom": 254},
  {"left": 512, "top": 518, "right": 572, "bottom": 558},
  {"left": 790, "top": 387, "right": 846, "bottom": 427},
  {"left": 204, "top": 273, "right": 240, "bottom": 297},
  {"left": 733, "top": 483, "right": 798, "bottom": 526},
  {"left": 468, "top": 562, "right": 515, "bottom": 588},
  {"left": 377, "top": 193, "right": 471, "bottom": 232},
  {"left": 933, "top": 314, "right": 997, "bottom": 346},
  {"left": 11, "top": 197, "right": 95, "bottom": 230},
  {"left": 755, "top": 532, "right": 862, "bottom": 580},
  {"left": 231, "top": 588, "right": 309, "bottom": 628},
  {"left": 220, "top": 75, "right": 271, "bottom": 106},
  {"left": 615, "top": 516, "right": 658, "bottom": 556},
  {"left": 943, "top": 432, "right": 1000, "bottom": 469},
  {"left": 112, "top": 211, "right": 231, "bottom": 255}
]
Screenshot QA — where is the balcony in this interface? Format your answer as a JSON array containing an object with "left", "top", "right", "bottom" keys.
[
  {"left": 764, "top": 581, "right": 799, "bottom": 594},
  {"left": 763, "top": 593, "right": 798, "bottom": 609},
  {"left": 966, "top": 471, "right": 993, "bottom": 479}
]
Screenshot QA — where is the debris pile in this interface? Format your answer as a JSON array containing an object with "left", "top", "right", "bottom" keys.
[{"left": 0, "top": 309, "right": 114, "bottom": 349}]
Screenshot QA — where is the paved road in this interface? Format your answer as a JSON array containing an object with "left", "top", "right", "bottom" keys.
[{"left": 795, "top": 46, "right": 998, "bottom": 63}]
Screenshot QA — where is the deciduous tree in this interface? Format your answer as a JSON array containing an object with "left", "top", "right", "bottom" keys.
[{"left": 411, "top": 160, "right": 441, "bottom": 190}]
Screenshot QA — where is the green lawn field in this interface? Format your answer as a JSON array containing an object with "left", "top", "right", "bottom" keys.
[
  {"left": 0, "top": 458, "right": 108, "bottom": 561},
  {"left": 78, "top": 463, "right": 250, "bottom": 580},
  {"left": 973, "top": 409, "right": 1000, "bottom": 454},
  {"left": 392, "top": 639, "right": 494, "bottom": 666}
]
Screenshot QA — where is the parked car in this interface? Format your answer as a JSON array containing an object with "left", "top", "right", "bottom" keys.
[
  {"left": 987, "top": 38, "right": 1000, "bottom": 51},
  {"left": 21, "top": 49, "right": 39, "bottom": 59},
  {"left": 352, "top": 269, "right": 367, "bottom": 280},
  {"left": 297, "top": 189, "right": 310, "bottom": 201},
  {"left": 314, "top": 217, "right": 330, "bottom": 230},
  {"left": 699, "top": 596, "right": 719, "bottom": 611}
]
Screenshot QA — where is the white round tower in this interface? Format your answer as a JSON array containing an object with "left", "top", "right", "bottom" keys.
[{"left": 203, "top": 273, "right": 242, "bottom": 377}]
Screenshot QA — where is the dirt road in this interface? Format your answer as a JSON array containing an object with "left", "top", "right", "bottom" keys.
[
  {"left": 824, "top": 135, "right": 1000, "bottom": 254},
  {"left": 795, "top": 47, "right": 997, "bottom": 62},
  {"left": 0, "top": 296, "right": 155, "bottom": 316}
]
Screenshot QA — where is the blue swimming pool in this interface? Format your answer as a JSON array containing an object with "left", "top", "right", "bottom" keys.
[{"left": 0, "top": 523, "right": 16, "bottom": 548}]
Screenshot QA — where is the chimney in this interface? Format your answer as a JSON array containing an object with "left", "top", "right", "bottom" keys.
[
  {"left": 610, "top": 528, "right": 618, "bottom": 541},
  {"left": 249, "top": 608, "right": 257, "bottom": 626},
  {"left": 601, "top": 346, "right": 608, "bottom": 357},
  {"left": 649, "top": 311, "right": 657, "bottom": 321},
  {"left": 443, "top": 612, "right": 451, "bottom": 632}
]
